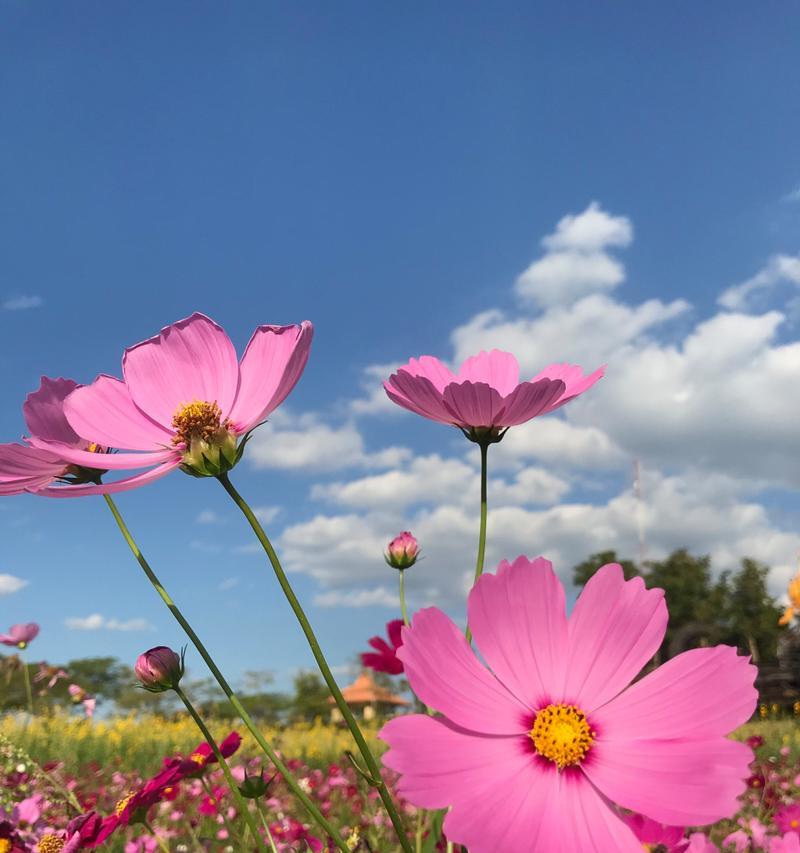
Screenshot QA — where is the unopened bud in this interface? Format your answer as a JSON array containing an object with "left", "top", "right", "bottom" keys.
[
  {"left": 385, "top": 531, "right": 419, "bottom": 570},
  {"left": 135, "top": 646, "right": 184, "bottom": 693}
]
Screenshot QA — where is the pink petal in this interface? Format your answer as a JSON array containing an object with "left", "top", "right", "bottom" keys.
[
  {"left": 468, "top": 556, "right": 567, "bottom": 710},
  {"left": 531, "top": 363, "right": 605, "bottom": 410},
  {"left": 64, "top": 375, "right": 174, "bottom": 451},
  {"left": 227, "top": 322, "right": 313, "bottom": 434},
  {"left": 122, "top": 313, "right": 240, "bottom": 428},
  {"left": 397, "top": 608, "right": 529, "bottom": 734},
  {"left": 27, "top": 438, "right": 177, "bottom": 471},
  {"left": 380, "top": 714, "right": 561, "bottom": 852},
  {"left": 441, "top": 382, "right": 505, "bottom": 427},
  {"left": 33, "top": 459, "right": 178, "bottom": 497},
  {"left": 386, "top": 618, "right": 404, "bottom": 649},
  {"left": 496, "top": 378, "right": 567, "bottom": 426},
  {"left": 23, "top": 377, "right": 83, "bottom": 445},
  {"left": 456, "top": 350, "right": 520, "bottom": 397},
  {"left": 593, "top": 645, "right": 757, "bottom": 739},
  {"left": 384, "top": 372, "right": 456, "bottom": 424},
  {"left": 0, "top": 443, "right": 66, "bottom": 494},
  {"left": 564, "top": 563, "right": 667, "bottom": 710},
  {"left": 394, "top": 356, "right": 457, "bottom": 392},
  {"left": 583, "top": 736, "right": 753, "bottom": 826}
]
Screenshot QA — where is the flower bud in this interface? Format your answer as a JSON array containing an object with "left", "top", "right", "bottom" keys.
[
  {"left": 135, "top": 646, "right": 184, "bottom": 693},
  {"left": 237, "top": 769, "right": 275, "bottom": 800},
  {"left": 179, "top": 429, "right": 241, "bottom": 478},
  {"left": 384, "top": 531, "right": 419, "bottom": 570}
]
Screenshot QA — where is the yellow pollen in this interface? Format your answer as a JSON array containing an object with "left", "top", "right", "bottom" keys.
[
  {"left": 115, "top": 792, "right": 135, "bottom": 816},
  {"left": 171, "top": 400, "right": 230, "bottom": 447},
  {"left": 792, "top": 819, "right": 799, "bottom": 829},
  {"left": 530, "top": 703, "right": 595, "bottom": 769},
  {"left": 37, "top": 835, "right": 65, "bottom": 853},
  {"left": 190, "top": 752, "right": 207, "bottom": 766},
  {"left": 0, "top": 840, "right": 12, "bottom": 853}
]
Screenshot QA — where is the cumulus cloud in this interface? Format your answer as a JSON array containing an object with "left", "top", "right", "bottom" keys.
[
  {"left": 718, "top": 254, "right": 800, "bottom": 311},
  {"left": 196, "top": 509, "right": 220, "bottom": 524},
  {"left": 65, "top": 614, "right": 153, "bottom": 631},
  {"left": 349, "top": 364, "right": 402, "bottom": 416},
  {"left": 3, "top": 295, "right": 43, "bottom": 311},
  {"left": 314, "top": 587, "right": 400, "bottom": 608},
  {"left": 0, "top": 574, "right": 28, "bottom": 596},
  {"left": 247, "top": 410, "right": 411, "bottom": 472},
  {"left": 516, "top": 203, "right": 633, "bottom": 307}
]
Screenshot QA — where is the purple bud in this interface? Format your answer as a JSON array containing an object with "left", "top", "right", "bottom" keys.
[
  {"left": 134, "top": 646, "right": 183, "bottom": 692},
  {"left": 385, "top": 531, "right": 419, "bottom": 570}
]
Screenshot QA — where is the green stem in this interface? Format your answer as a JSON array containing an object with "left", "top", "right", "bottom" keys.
[
  {"left": 465, "top": 442, "right": 489, "bottom": 644},
  {"left": 143, "top": 819, "right": 171, "bottom": 853},
  {"left": 176, "top": 685, "right": 266, "bottom": 852},
  {"left": 217, "top": 473, "right": 413, "bottom": 853},
  {"left": 102, "top": 495, "right": 349, "bottom": 853},
  {"left": 255, "top": 800, "right": 280, "bottom": 853},
  {"left": 199, "top": 773, "right": 246, "bottom": 851},
  {"left": 399, "top": 569, "right": 409, "bottom": 627},
  {"left": 21, "top": 656, "right": 34, "bottom": 716}
]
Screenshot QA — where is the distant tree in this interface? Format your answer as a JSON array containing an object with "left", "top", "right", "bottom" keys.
[
  {"left": 722, "top": 558, "right": 784, "bottom": 664},
  {"left": 572, "top": 551, "right": 639, "bottom": 587},
  {"left": 290, "top": 670, "right": 331, "bottom": 722},
  {"left": 66, "top": 657, "right": 134, "bottom": 703}
]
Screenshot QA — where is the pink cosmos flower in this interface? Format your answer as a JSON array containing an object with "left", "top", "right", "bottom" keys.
[
  {"left": 0, "top": 623, "right": 39, "bottom": 649},
  {"left": 0, "top": 376, "right": 162, "bottom": 497},
  {"left": 68, "top": 684, "right": 96, "bottom": 718},
  {"left": 685, "top": 834, "right": 719, "bottom": 853},
  {"left": 380, "top": 557, "right": 757, "bottom": 853},
  {"left": 777, "top": 804, "right": 800, "bottom": 835},
  {"left": 361, "top": 620, "right": 404, "bottom": 675},
  {"left": 772, "top": 835, "right": 800, "bottom": 853},
  {"left": 26, "top": 313, "right": 312, "bottom": 495},
  {"left": 384, "top": 350, "right": 603, "bottom": 443},
  {"left": 623, "top": 813, "right": 688, "bottom": 851}
]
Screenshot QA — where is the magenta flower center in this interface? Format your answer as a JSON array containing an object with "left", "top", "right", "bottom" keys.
[
  {"left": 171, "top": 400, "right": 231, "bottom": 447},
  {"left": 530, "top": 703, "right": 595, "bottom": 769}
]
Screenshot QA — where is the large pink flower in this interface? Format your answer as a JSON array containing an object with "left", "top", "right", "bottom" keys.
[
  {"left": 27, "top": 313, "right": 312, "bottom": 495},
  {"left": 0, "top": 623, "right": 39, "bottom": 649},
  {"left": 380, "top": 558, "right": 757, "bottom": 853},
  {"left": 384, "top": 350, "right": 603, "bottom": 442}
]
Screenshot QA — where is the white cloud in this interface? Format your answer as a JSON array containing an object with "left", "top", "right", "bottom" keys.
[
  {"left": 516, "top": 203, "right": 633, "bottom": 307},
  {"left": 349, "top": 364, "right": 401, "bottom": 416},
  {"left": 718, "top": 254, "right": 800, "bottom": 310},
  {"left": 247, "top": 410, "right": 411, "bottom": 472},
  {"left": 65, "top": 614, "right": 153, "bottom": 631},
  {"left": 783, "top": 186, "right": 800, "bottom": 203},
  {"left": 311, "top": 453, "right": 569, "bottom": 511},
  {"left": 3, "top": 295, "right": 43, "bottom": 311},
  {"left": 254, "top": 506, "right": 280, "bottom": 524},
  {"left": 0, "top": 574, "right": 28, "bottom": 596},
  {"left": 219, "top": 577, "right": 240, "bottom": 592},
  {"left": 196, "top": 509, "right": 220, "bottom": 524},
  {"left": 314, "top": 587, "right": 400, "bottom": 608}
]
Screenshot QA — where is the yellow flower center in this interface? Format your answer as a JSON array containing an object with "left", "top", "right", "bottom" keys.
[
  {"left": 792, "top": 819, "right": 800, "bottom": 829},
  {"left": 37, "top": 835, "right": 65, "bottom": 853},
  {"left": 171, "top": 400, "right": 231, "bottom": 447},
  {"left": 115, "top": 792, "right": 135, "bottom": 816},
  {"left": 0, "top": 840, "right": 12, "bottom": 853},
  {"left": 189, "top": 752, "right": 207, "bottom": 766},
  {"left": 530, "top": 703, "right": 595, "bottom": 769}
]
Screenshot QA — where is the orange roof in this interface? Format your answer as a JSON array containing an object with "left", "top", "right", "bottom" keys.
[{"left": 334, "top": 671, "right": 409, "bottom": 706}]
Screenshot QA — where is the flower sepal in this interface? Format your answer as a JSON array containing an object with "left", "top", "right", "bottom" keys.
[{"left": 179, "top": 429, "right": 240, "bottom": 478}]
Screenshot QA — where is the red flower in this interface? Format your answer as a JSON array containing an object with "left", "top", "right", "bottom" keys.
[
  {"left": 178, "top": 731, "right": 242, "bottom": 777},
  {"left": 361, "top": 620, "right": 404, "bottom": 675}
]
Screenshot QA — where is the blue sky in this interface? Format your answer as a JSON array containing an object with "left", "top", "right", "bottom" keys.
[{"left": 1, "top": 2, "right": 799, "bottom": 695}]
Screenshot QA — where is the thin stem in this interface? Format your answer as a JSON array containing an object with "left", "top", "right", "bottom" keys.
[
  {"left": 177, "top": 686, "right": 265, "bottom": 851},
  {"left": 217, "top": 473, "right": 413, "bottom": 853},
  {"left": 464, "top": 442, "right": 489, "bottom": 643},
  {"left": 255, "top": 800, "right": 280, "bottom": 853},
  {"left": 21, "top": 657, "right": 34, "bottom": 716},
  {"left": 200, "top": 774, "right": 245, "bottom": 851},
  {"left": 102, "top": 495, "right": 349, "bottom": 853},
  {"left": 398, "top": 569, "right": 409, "bottom": 626},
  {"left": 143, "top": 819, "right": 171, "bottom": 853}
]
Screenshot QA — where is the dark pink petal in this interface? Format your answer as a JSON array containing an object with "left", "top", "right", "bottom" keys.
[
  {"left": 386, "top": 618, "right": 404, "bottom": 649},
  {"left": 397, "top": 608, "right": 529, "bottom": 734},
  {"left": 456, "top": 350, "right": 520, "bottom": 397},
  {"left": 33, "top": 459, "right": 178, "bottom": 497},
  {"left": 583, "top": 737, "right": 753, "bottom": 826},
  {"left": 441, "top": 382, "right": 505, "bottom": 427},
  {"left": 496, "top": 378, "right": 567, "bottom": 426},
  {"left": 384, "top": 372, "right": 456, "bottom": 424},
  {"left": 122, "top": 313, "right": 240, "bottom": 428},
  {"left": 393, "top": 356, "right": 456, "bottom": 392},
  {"left": 23, "top": 377, "right": 83, "bottom": 445},
  {"left": 227, "top": 322, "right": 313, "bottom": 434},
  {"left": 0, "top": 443, "right": 66, "bottom": 494},
  {"left": 361, "top": 651, "right": 403, "bottom": 675},
  {"left": 64, "top": 375, "right": 173, "bottom": 450},
  {"left": 564, "top": 563, "right": 667, "bottom": 711},
  {"left": 468, "top": 556, "right": 567, "bottom": 710},
  {"left": 531, "top": 363, "right": 605, "bottom": 411},
  {"left": 367, "top": 636, "right": 394, "bottom": 656},
  {"left": 592, "top": 646, "right": 757, "bottom": 740},
  {"left": 27, "top": 438, "right": 177, "bottom": 470}
]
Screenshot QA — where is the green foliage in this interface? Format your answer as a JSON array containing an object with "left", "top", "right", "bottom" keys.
[
  {"left": 572, "top": 550, "right": 640, "bottom": 587},
  {"left": 290, "top": 670, "right": 331, "bottom": 722}
]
